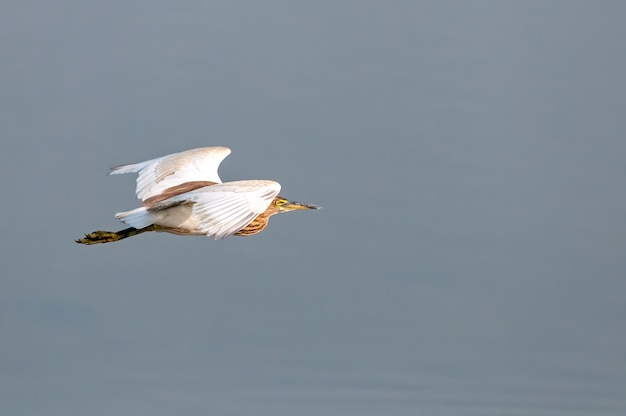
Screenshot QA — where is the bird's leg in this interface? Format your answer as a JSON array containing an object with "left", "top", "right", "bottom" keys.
[{"left": 75, "top": 225, "right": 155, "bottom": 245}]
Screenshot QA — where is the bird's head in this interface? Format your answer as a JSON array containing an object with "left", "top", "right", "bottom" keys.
[{"left": 273, "top": 197, "right": 320, "bottom": 214}]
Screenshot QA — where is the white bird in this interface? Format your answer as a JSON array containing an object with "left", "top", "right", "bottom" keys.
[{"left": 77, "top": 147, "right": 319, "bottom": 245}]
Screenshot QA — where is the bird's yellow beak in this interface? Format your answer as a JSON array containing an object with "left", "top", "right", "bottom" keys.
[{"left": 283, "top": 201, "right": 321, "bottom": 211}]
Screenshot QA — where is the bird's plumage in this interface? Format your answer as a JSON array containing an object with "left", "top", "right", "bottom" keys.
[
  {"left": 116, "top": 180, "right": 281, "bottom": 239},
  {"left": 109, "top": 146, "right": 231, "bottom": 202},
  {"left": 76, "top": 146, "right": 318, "bottom": 244}
]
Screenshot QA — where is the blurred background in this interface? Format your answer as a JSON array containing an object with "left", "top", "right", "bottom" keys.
[{"left": 1, "top": 1, "right": 625, "bottom": 415}]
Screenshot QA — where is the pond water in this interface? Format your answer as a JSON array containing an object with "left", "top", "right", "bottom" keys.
[{"left": 2, "top": 1, "right": 625, "bottom": 415}]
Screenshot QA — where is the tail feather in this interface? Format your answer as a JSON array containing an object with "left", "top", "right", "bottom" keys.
[{"left": 115, "top": 207, "right": 156, "bottom": 229}]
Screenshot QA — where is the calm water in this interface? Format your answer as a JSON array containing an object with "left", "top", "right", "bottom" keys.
[{"left": 2, "top": 1, "right": 625, "bottom": 415}]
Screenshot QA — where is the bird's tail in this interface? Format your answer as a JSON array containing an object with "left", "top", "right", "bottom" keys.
[
  {"left": 75, "top": 226, "right": 154, "bottom": 245},
  {"left": 115, "top": 207, "right": 158, "bottom": 229}
]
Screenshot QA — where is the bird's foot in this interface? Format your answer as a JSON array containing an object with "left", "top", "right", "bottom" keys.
[{"left": 75, "top": 230, "right": 121, "bottom": 245}]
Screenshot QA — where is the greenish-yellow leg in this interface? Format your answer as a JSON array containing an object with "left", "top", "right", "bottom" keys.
[{"left": 75, "top": 225, "right": 155, "bottom": 245}]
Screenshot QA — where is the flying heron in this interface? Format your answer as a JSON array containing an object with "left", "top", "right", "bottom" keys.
[{"left": 76, "top": 146, "right": 319, "bottom": 245}]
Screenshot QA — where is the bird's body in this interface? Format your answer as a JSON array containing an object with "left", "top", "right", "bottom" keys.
[{"left": 77, "top": 147, "right": 318, "bottom": 245}]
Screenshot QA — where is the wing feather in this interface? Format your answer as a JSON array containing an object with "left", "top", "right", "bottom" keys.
[
  {"left": 152, "top": 180, "right": 281, "bottom": 239},
  {"left": 109, "top": 147, "right": 231, "bottom": 202}
]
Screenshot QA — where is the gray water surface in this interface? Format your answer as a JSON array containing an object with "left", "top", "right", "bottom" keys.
[{"left": 1, "top": 2, "right": 625, "bottom": 415}]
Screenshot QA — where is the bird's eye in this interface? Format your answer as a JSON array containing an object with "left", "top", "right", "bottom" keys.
[{"left": 275, "top": 199, "right": 287, "bottom": 206}]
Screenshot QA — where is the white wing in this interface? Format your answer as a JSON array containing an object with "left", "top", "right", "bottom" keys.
[
  {"left": 155, "top": 180, "right": 281, "bottom": 239},
  {"left": 109, "top": 147, "right": 232, "bottom": 202}
]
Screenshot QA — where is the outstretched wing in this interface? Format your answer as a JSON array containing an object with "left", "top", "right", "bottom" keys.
[
  {"left": 109, "top": 147, "right": 232, "bottom": 202},
  {"left": 154, "top": 180, "right": 281, "bottom": 240}
]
